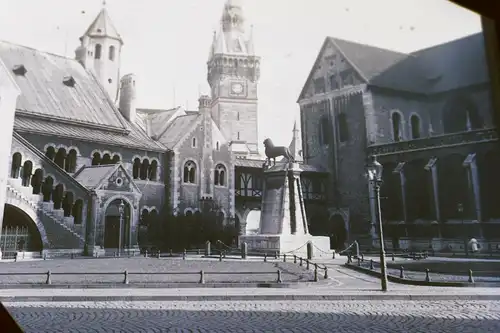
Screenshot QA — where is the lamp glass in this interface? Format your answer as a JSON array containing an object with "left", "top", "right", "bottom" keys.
[
  {"left": 119, "top": 200, "right": 125, "bottom": 214},
  {"left": 366, "top": 155, "right": 383, "bottom": 181}
]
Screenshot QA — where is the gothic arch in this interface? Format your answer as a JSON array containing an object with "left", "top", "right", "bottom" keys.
[
  {"left": 182, "top": 158, "right": 198, "bottom": 184},
  {"left": 101, "top": 195, "right": 137, "bottom": 242}
]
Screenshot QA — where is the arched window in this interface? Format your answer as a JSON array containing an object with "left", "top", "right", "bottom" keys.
[
  {"left": 42, "top": 176, "right": 54, "bottom": 202},
  {"left": 54, "top": 148, "right": 67, "bottom": 169},
  {"left": 443, "top": 98, "right": 482, "bottom": 134},
  {"left": 109, "top": 46, "right": 115, "bottom": 61},
  {"left": 337, "top": 113, "right": 349, "bottom": 142},
  {"left": 132, "top": 158, "right": 141, "bottom": 179},
  {"left": 62, "top": 192, "right": 74, "bottom": 217},
  {"left": 31, "top": 169, "right": 44, "bottom": 195},
  {"left": 183, "top": 161, "right": 196, "bottom": 183},
  {"left": 92, "top": 152, "right": 101, "bottom": 166},
  {"left": 216, "top": 142, "right": 220, "bottom": 151},
  {"left": 65, "top": 149, "right": 77, "bottom": 173},
  {"left": 95, "top": 44, "right": 102, "bottom": 59},
  {"left": 112, "top": 155, "right": 120, "bottom": 164},
  {"left": 149, "top": 160, "right": 158, "bottom": 181},
  {"left": 214, "top": 164, "right": 226, "bottom": 186},
  {"left": 410, "top": 114, "right": 421, "bottom": 139},
  {"left": 140, "top": 209, "right": 149, "bottom": 227},
  {"left": 10, "top": 152, "right": 22, "bottom": 178},
  {"left": 21, "top": 160, "right": 33, "bottom": 187},
  {"left": 72, "top": 199, "right": 84, "bottom": 224},
  {"left": 192, "top": 137, "right": 197, "bottom": 148},
  {"left": 391, "top": 111, "right": 403, "bottom": 142},
  {"left": 217, "top": 211, "right": 225, "bottom": 225},
  {"left": 101, "top": 153, "right": 112, "bottom": 165},
  {"left": 140, "top": 159, "right": 150, "bottom": 180},
  {"left": 45, "top": 146, "right": 56, "bottom": 160}
]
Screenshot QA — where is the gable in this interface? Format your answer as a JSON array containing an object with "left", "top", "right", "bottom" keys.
[
  {"left": 100, "top": 165, "right": 139, "bottom": 193},
  {"left": 297, "top": 38, "right": 367, "bottom": 102},
  {"left": 157, "top": 114, "right": 202, "bottom": 149}
]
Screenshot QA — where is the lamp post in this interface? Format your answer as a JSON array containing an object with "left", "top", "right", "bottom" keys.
[
  {"left": 366, "top": 155, "right": 388, "bottom": 292},
  {"left": 457, "top": 203, "right": 468, "bottom": 256},
  {"left": 118, "top": 200, "right": 125, "bottom": 257}
]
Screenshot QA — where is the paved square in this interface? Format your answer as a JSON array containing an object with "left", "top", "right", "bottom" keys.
[{"left": 6, "top": 300, "right": 500, "bottom": 332}]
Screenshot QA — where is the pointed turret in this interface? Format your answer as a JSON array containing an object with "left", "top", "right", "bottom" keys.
[
  {"left": 289, "top": 120, "right": 303, "bottom": 162},
  {"left": 75, "top": 4, "right": 123, "bottom": 102}
]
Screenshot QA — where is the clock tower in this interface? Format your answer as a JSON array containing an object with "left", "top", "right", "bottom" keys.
[{"left": 207, "top": 0, "right": 260, "bottom": 155}]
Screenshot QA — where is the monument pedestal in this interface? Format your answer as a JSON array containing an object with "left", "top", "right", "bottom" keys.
[{"left": 239, "top": 162, "right": 331, "bottom": 259}]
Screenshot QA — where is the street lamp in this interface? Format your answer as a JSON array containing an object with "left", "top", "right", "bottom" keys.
[
  {"left": 118, "top": 200, "right": 125, "bottom": 257},
  {"left": 457, "top": 203, "right": 468, "bottom": 256},
  {"left": 366, "top": 155, "right": 389, "bottom": 292}
]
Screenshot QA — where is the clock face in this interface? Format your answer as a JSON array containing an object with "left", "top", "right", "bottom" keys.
[{"left": 231, "top": 83, "right": 244, "bottom": 95}]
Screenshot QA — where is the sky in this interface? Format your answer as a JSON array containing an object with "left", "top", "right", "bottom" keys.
[{"left": 0, "top": 0, "right": 482, "bottom": 148}]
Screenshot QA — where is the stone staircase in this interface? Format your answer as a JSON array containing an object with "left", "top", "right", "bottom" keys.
[{"left": 6, "top": 178, "right": 85, "bottom": 249}]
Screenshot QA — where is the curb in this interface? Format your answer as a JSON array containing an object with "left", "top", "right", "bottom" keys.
[
  {"left": 0, "top": 282, "right": 309, "bottom": 289},
  {"left": 2, "top": 294, "right": 500, "bottom": 302}
]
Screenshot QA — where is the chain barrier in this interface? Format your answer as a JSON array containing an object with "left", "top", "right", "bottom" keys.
[
  {"left": 338, "top": 241, "right": 359, "bottom": 255},
  {"left": 312, "top": 244, "right": 332, "bottom": 255}
]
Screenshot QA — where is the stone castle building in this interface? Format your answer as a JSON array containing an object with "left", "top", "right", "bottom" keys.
[
  {"left": 298, "top": 32, "right": 500, "bottom": 251},
  {"left": 0, "top": 1, "right": 327, "bottom": 257}
]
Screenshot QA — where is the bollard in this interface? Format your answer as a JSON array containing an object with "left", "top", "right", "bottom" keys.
[
  {"left": 324, "top": 267, "right": 329, "bottom": 279},
  {"left": 399, "top": 266, "right": 405, "bottom": 279},
  {"left": 283, "top": 254, "right": 287, "bottom": 263},
  {"left": 294, "top": 255, "right": 297, "bottom": 264},
  {"left": 157, "top": 250, "right": 161, "bottom": 259},
  {"left": 219, "top": 252, "right": 222, "bottom": 262},
  {"left": 264, "top": 253, "right": 267, "bottom": 262},
  {"left": 43, "top": 253, "right": 47, "bottom": 260},
  {"left": 314, "top": 263, "right": 318, "bottom": 282},
  {"left": 299, "top": 257, "right": 303, "bottom": 267},
  {"left": 275, "top": 251, "right": 278, "bottom": 259},
  {"left": 123, "top": 270, "right": 129, "bottom": 284},
  {"left": 46, "top": 270, "right": 52, "bottom": 285},
  {"left": 370, "top": 259, "right": 374, "bottom": 270},
  {"left": 241, "top": 242, "right": 248, "bottom": 260},
  {"left": 199, "top": 270, "right": 205, "bottom": 284},
  {"left": 392, "top": 253, "right": 395, "bottom": 261},
  {"left": 361, "top": 254, "right": 364, "bottom": 262},
  {"left": 144, "top": 250, "right": 148, "bottom": 258},
  {"left": 169, "top": 249, "right": 173, "bottom": 257},
  {"left": 306, "top": 259, "right": 310, "bottom": 270},
  {"left": 468, "top": 269, "right": 474, "bottom": 283},
  {"left": 357, "top": 257, "right": 361, "bottom": 266},
  {"left": 197, "top": 249, "right": 201, "bottom": 255},
  {"left": 425, "top": 268, "right": 430, "bottom": 282},
  {"left": 71, "top": 252, "right": 74, "bottom": 259},
  {"left": 277, "top": 270, "right": 282, "bottom": 283},
  {"left": 205, "top": 241, "right": 211, "bottom": 257},
  {"left": 183, "top": 249, "right": 186, "bottom": 260},
  {"left": 332, "top": 251, "right": 336, "bottom": 259},
  {"left": 413, "top": 253, "right": 416, "bottom": 260}
]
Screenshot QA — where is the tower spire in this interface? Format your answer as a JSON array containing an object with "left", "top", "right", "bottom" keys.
[{"left": 289, "top": 120, "right": 303, "bottom": 162}]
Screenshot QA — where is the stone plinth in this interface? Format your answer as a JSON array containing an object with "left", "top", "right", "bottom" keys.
[{"left": 239, "top": 162, "right": 331, "bottom": 258}]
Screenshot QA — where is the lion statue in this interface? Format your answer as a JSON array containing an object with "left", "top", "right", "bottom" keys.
[{"left": 263, "top": 138, "right": 295, "bottom": 166}]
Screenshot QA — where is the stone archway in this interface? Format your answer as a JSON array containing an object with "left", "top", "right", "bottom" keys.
[
  {"left": 103, "top": 199, "right": 132, "bottom": 250},
  {"left": 329, "top": 214, "right": 347, "bottom": 251},
  {"left": 244, "top": 209, "right": 261, "bottom": 235},
  {"left": 1, "top": 204, "right": 44, "bottom": 256}
]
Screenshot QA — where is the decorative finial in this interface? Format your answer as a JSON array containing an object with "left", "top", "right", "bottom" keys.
[{"left": 102, "top": 0, "right": 107, "bottom": 7}]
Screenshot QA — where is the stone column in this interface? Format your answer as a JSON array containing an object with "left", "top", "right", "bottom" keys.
[
  {"left": 468, "top": 155, "right": 482, "bottom": 222},
  {"left": 425, "top": 157, "right": 440, "bottom": 222},
  {"left": 85, "top": 191, "right": 100, "bottom": 253},
  {"left": 394, "top": 162, "right": 408, "bottom": 222}
]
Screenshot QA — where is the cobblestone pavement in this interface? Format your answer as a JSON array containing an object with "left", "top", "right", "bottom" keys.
[
  {"left": 6, "top": 300, "right": 500, "bottom": 332},
  {"left": 0, "top": 258, "right": 315, "bottom": 284}
]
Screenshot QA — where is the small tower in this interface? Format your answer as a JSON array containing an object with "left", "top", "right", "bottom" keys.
[
  {"left": 119, "top": 74, "right": 137, "bottom": 123},
  {"left": 75, "top": 3, "right": 123, "bottom": 102}
]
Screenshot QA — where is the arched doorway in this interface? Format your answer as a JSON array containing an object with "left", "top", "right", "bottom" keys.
[
  {"left": 103, "top": 199, "right": 131, "bottom": 250},
  {"left": 245, "top": 210, "right": 260, "bottom": 235},
  {"left": 329, "top": 214, "right": 347, "bottom": 251},
  {"left": 1, "top": 204, "right": 43, "bottom": 256}
]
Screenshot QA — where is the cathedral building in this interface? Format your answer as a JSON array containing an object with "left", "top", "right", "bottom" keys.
[
  {"left": 299, "top": 31, "right": 500, "bottom": 251},
  {"left": 0, "top": 0, "right": 327, "bottom": 257}
]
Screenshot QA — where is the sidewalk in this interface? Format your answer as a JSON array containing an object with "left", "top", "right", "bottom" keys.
[{"left": 1, "top": 284, "right": 499, "bottom": 302}]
